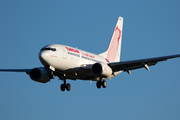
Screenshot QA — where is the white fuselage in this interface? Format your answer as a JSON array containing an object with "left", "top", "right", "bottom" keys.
[
  {"left": 1, "top": 17, "right": 179, "bottom": 91},
  {"left": 39, "top": 44, "right": 121, "bottom": 81}
]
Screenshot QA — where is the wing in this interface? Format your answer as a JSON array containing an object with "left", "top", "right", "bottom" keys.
[
  {"left": 0, "top": 69, "right": 32, "bottom": 74},
  {"left": 108, "top": 54, "right": 180, "bottom": 75}
]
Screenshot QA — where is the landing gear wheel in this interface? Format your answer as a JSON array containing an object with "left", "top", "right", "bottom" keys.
[
  {"left": 60, "top": 84, "right": 65, "bottom": 91},
  {"left": 66, "top": 83, "right": 71, "bottom": 91},
  {"left": 102, "top": 80, "right": 107, "bottom": 88},
  {"left": 96, "top": 81, "right": 101, "bottom": 89}
]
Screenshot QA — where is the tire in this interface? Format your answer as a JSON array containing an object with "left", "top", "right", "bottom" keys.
[
  {"left": 96, "top": 81, "right": 101, "bottom": 89},
  {"left": 60, "top": 84, "right": 65, "bottom": 91},
  {"left": 66, "top": 83, "right": 71, "bottom": 91},
  {"left": 102, "top": 80, "right": 107, "bottom": 88}
]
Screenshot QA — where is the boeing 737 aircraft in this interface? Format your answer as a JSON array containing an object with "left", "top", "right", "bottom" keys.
[{"left": 0, "top": 17, "right": 180, "bottom": 91}]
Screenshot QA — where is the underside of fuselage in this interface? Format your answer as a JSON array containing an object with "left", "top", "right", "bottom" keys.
[{"left": 54, "top": 68, "right": 122, "bottom": 81}]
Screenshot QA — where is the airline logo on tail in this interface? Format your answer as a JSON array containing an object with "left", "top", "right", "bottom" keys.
[
  {"left": 99, "top": 17, "right": 123, "bottom": 62},
  {"left": 107, "top": 26, "right": 122, "bottom": 61}
]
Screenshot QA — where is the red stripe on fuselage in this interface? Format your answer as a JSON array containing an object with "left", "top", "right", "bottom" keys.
[
  {"left": 65, "top": 47, "right": 80, "bottom": 54},
  {"left": 82, "top": 52, "right": 95, "bottom": 58}
]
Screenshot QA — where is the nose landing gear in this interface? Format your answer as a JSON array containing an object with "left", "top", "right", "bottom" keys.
[
  {"left": 60, "top": 83, "right": 71, "bottom": 91},
  {"left": 60, "top": 78, "right": 71, "bottom": 91}
]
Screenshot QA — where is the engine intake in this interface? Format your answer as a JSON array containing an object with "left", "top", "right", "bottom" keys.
[
  {"left": 91, "top": 63, "right": 112, "bottom": 78},
  {"left": 30, "top": 67, "right": 50, "bottom": 83},
  {"left": 91, "top": 63, "right": 102, "bottom": 75}
]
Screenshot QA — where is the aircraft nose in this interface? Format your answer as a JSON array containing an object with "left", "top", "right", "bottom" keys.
[{"left": 39, "top": 51, "right": 50, "bottom": 66}]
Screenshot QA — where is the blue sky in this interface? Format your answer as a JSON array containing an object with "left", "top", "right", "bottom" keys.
[{"left": 0, "top": 0, "right": 180, "bottom": 120}]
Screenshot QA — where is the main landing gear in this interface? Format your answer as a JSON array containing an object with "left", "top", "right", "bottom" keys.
[
  {"left": 60, "top": 78, "right": 71, "bottom": 91},
  {"left": 96, "top": 80, "right": 107, "bottom": 89},
  {"left": 59, "top": 77, "right": 107, "bottom": 91}
]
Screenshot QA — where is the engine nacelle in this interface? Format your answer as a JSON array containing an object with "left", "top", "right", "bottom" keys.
[
  {"left": 91, "top": 63, "right": 112, "bottom": 78},
  {"left": 30, "top": 67, "right": 50, "bottom": 83}
]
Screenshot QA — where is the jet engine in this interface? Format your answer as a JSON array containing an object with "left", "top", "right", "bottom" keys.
[
  {"left": 91, "top": 63, "right": 112, "bottom": 78},
  {"left": 30, "top": 67, "right": 50, "bottom": 83}
]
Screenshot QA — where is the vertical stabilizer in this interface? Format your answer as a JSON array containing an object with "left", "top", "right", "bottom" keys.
[{"left": 99, "top": 17, "right": 123, "bottom": 62}]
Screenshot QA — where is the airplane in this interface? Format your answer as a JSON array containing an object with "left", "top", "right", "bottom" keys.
[{"left": 0, "top": 16, "right": 180, "bottom": 92}]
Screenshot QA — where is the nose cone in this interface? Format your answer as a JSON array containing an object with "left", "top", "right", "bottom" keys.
[{"left": 39, "top": 51, "right": 50, "bottom": 66}]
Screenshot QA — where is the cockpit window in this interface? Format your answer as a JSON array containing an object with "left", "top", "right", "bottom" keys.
[
  {"left": 51, "top": 48, "right": 56, "bottom": 51},
  {"left": 41, "top": 48, "right": 56, "bottom": 51}
]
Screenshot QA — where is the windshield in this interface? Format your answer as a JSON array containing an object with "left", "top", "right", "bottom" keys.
[{"left": 41, "top": 48, "right": 56, "bottom": 51}]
